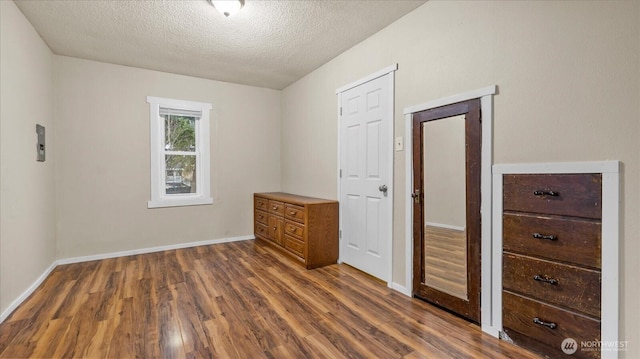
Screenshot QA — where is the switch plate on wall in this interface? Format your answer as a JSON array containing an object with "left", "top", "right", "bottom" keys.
[
  {"left": 395, "top": 136, "right": 404, "bottom": 151},
  {"left": 36, "top": 124, "right": 45, "bottom": 162}
]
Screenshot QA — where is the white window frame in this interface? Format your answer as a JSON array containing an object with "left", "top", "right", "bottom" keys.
[{"left": 146, "top": 96, "right": 213, "bottom": 208}]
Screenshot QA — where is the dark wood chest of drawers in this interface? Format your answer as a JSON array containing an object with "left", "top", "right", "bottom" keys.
[
  {"left": 254, "top": 192, "right": 338, "bottom": 269},
  {"left": 502, "top": 174, "right": 602, "bottom": 358}
]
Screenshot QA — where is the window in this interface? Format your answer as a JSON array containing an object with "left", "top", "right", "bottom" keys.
[{"left": 147, "top": 96, "right": 213, "bottom": 208}]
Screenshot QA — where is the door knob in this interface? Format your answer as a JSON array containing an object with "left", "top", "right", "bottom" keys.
[{"left": 378, "top": 185, "right": 388, "bottom": 193}]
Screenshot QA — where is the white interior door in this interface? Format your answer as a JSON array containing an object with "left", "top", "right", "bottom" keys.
[{"left": 339, "top": 73, "right": 392, "bottom": 282}]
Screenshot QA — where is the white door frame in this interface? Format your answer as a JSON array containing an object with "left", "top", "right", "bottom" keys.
[
  {"left": 403, "top": 85, "right": 497, "bottom": 331},
  {"left": 336, "top": 64, "right": 397, "bottom": 286}
]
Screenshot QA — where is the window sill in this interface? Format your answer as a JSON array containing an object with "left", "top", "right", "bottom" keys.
[{"left": 148, "top": 196, "right": 213, "bottom": 209}]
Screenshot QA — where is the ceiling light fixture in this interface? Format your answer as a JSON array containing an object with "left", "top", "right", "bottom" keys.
[{"left": 209, "top": 0, "right": 244, "bottom": 17}]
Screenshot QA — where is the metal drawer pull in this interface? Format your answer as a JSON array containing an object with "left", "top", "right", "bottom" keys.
[
  {"left": 533, "top": 275, "right": 559, "bottom": 285},
  {"left": 290, "top": 211, "right": 296, "bottom": 215},
  {"left": 533, "top": 317, "right": 557, "bottom": 329},
  {"left": 533, "top": 190, "right": 559, "bottom": 196},
  {"left": 532, "top": 233, "right": 557, "bottom": 240}
]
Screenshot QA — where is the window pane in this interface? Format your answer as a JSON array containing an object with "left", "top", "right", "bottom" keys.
[
  {"left": 165, "top": 155, "right": 197, "bottom": 194},
  {"left": 164, "top": 115, "right": 196, "bottom": 152}
]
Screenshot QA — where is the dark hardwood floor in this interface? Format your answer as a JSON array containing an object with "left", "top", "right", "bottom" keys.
[{"left": 0, "top": 240, "right": 539, "bottom": 358}]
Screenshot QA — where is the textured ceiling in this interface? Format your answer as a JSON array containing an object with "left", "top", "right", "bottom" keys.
[{"left": 15, "top": 0, "right": 426, "bottom": 90}]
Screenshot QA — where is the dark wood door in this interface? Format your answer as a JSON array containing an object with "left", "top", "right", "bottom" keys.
[{"left": 412, "top": 99, "right": 481, "bottom": 323}]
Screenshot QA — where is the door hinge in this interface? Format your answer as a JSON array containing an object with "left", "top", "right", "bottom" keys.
[
  {"left": 339, "top": 230, "right": 342, "bottom": 239},
  {"left": 340, "top": 107, "right": 342, "bottom": 116},
  {"left": 339, "top": 169, "right": 342, "bottom": 178}
]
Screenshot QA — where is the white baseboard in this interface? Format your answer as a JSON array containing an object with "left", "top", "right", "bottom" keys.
[
  {"left": 57, "top": 235, "right": 254, "bottom": 265},
  {"left": 0, "top": 261, "right": 57, "bottom": 323},
  {"left": 424, "top": 221, "right": 465, "bottom": 232},
  {"left": 482, "top": 325, "right": 501, "bottom": 338},
  {"left": 390, "top": 281, "right": 412, "bottom": 297},
  {"left": 0, "top": 235, "right": 254, "bottom": 323}
]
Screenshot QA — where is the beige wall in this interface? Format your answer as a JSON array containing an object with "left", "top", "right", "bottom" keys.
[
  {"left": 281, "top": 0, "right": 639, "bottom": 355},
  {"left": 0, "top": 1, "right": 57, "bottom": 317},
  {"left": 54, "top": 56, "right": 281, "bottom": 259}
]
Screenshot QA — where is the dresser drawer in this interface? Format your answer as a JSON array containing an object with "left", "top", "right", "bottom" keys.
[
  {"left": 284, "top": 234, "right": 305, "bottom": 258},
  {"left": 284, "top": 221, "right": 305, "bottom": 240},
  {"left": 503, "top": 213, "right": 601, "bottom": 269},
  {"left": 255, "top": 196, "right": 269, "bottom": 212},
  {"left": 255, "top": 222, "right": 268, "bottom": 238},
  {"left": 285, "top": 203, "right": 305, "bottom": 223},
  {"left": 255, "top": 209, "right": 268, "bottom": 225},
  {"left": 503, "top": 253, "right": 601, "bottom": 317},
  {"left": 503, "top": 174, "right": 602, "bottom": 219},
  {"left": 268, "top": 200, "right": 285, "bottom": 216},
  {"left": 503, "top": 291, "right": 600, "bottom": 358}
]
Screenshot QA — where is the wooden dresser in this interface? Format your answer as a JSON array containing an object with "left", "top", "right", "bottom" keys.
[
  {"left": 502, "top": 174, "right": 602, "bottom": 358},
  {"left": 254, "top": 192, "right": 338, "bottom": 269}
]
